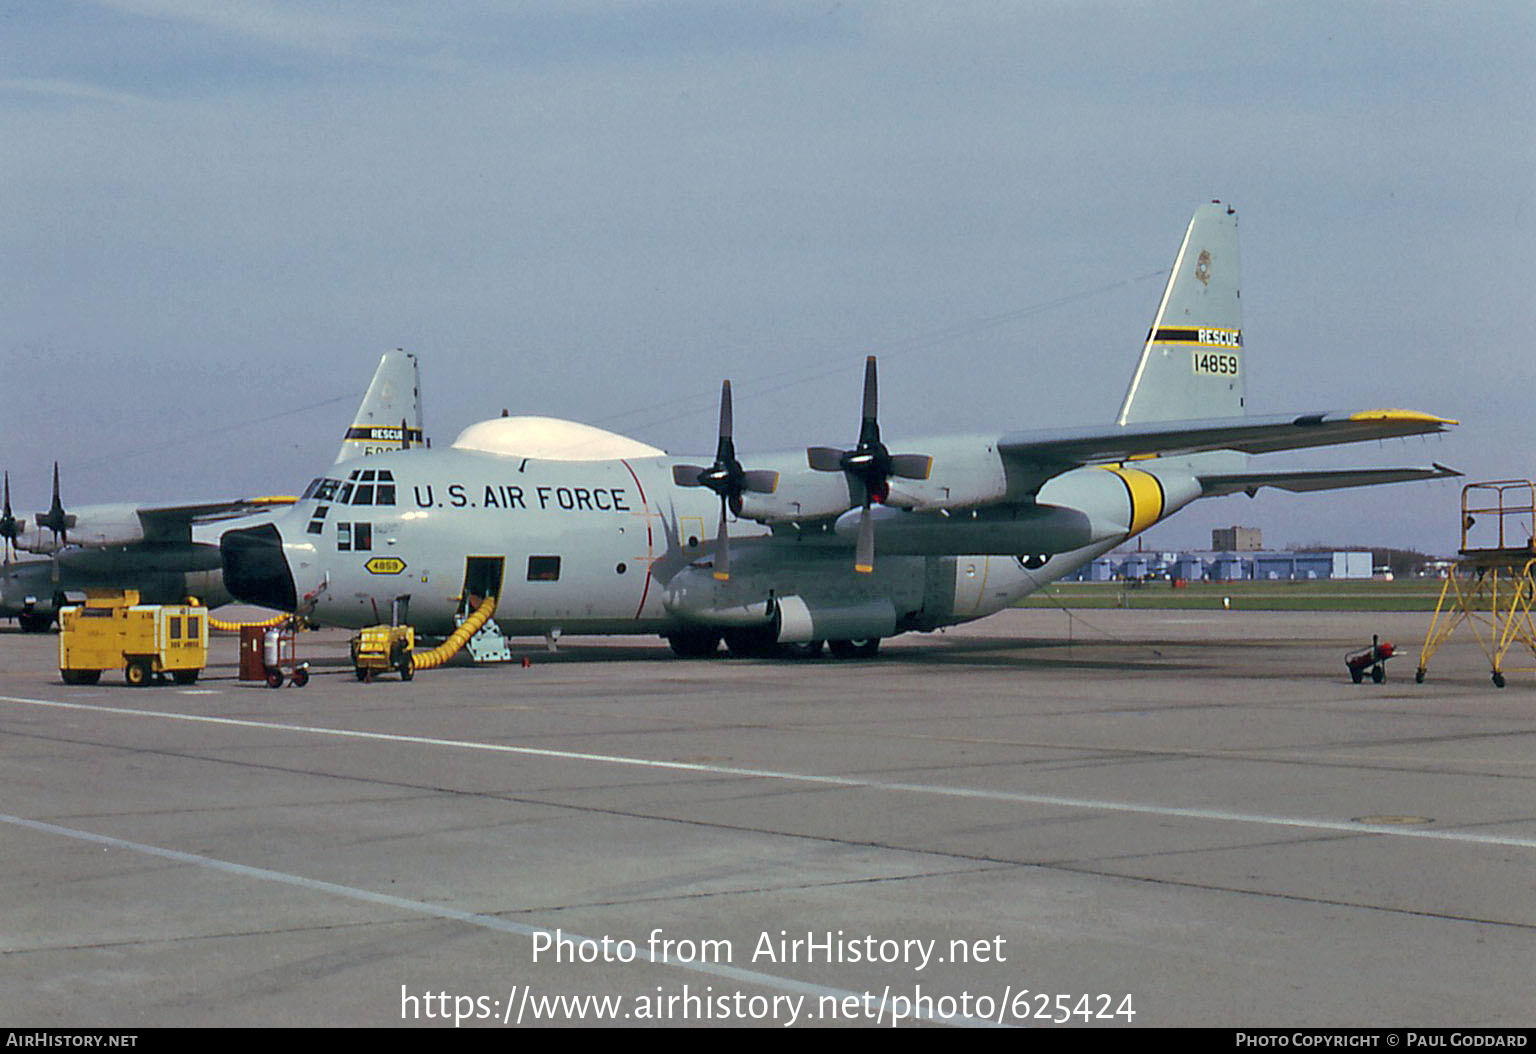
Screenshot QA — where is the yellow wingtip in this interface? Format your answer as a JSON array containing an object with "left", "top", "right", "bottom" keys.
[{"left": 1348, "top": 409, "right": 1459, "bottom": 427}]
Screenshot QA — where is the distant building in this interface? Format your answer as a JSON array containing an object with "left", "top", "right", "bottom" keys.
[
  {"left": 1332, "top": 552, "right": 1373, "bottom": 579},
  {"left": 1212, "top": 526, "right": 1263, "bottom": 551},
  {"left": 1076, "top": 548, "right": 1377, "bottom": 582}
]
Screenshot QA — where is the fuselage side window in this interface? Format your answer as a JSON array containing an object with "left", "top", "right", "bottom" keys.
[{"left": 527, "top": 555, "right": 561, "bottom": 581}]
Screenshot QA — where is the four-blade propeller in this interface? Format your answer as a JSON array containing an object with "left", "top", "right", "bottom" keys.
[
  {"left": 34, "top": 462, "right": 75, "bottom": 545},
  {"left": 671, "top": 381, "right": 778, "bottom": 581},
  {"left": 807, "top": 356, "right": 931, "bottom": 573},
  {"left": 0, "top": 471, "right": 23, "bottom": 565}
]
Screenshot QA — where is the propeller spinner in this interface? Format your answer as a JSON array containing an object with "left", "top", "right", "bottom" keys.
[
  {"left": 807, "top": 356, "right": 932, "bottom": 573},
  {"left": 672, "top": 381, "right": 777, "bottom": 581}
]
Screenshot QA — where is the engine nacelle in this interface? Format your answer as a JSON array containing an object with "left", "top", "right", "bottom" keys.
[
  {"left": 20, "top": 504, "right": 146, "bottom": 554},
  {"left": 734, "top": 436, "right": 1011, "bottom": 523},
  {"left": 736, "top": 470, "right": 856, "bottom": 524}
]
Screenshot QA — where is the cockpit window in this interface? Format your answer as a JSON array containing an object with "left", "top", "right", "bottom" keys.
[
  {"left": 352, "top": 485, "right": 374, "bottom": 506},
  {"left": 338, "top": 482, "right": 354, "bottom": 504},
  {"left": 301, "top": 478, "right": 323, "bottom": 500},
  {"left": 314, "top": 479, "right": 340, "bottom": 502}
]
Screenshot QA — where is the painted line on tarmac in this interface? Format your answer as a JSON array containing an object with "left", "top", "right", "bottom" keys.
[
  {"left": 0, "top": 811, "right": 1002, "bottom": 1028},
  {"left": 5, "top": 694, "right": 1536, "bottom": 851}
]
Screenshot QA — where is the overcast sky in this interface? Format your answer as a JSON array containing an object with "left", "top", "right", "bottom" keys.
[{"left": 3, "top": 1, "right": 1532, "bottom": 554}]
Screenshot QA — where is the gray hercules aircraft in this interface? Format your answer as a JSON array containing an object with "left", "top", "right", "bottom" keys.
[
  {"left": 0, "top": 349, "right": 424, "bottom": 631},
  {"left": 221, "top": 203, "right": 1458, "bottom": 658}
]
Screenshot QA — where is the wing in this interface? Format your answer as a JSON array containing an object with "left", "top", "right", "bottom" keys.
[
  {"left": 135, "top": 496, "right": 299, "bottom": 544},
  {"left": 997, "top": 409, "right": 1456, "bottom": 492},
  {"left": 1197, "top": 463, "right": 1461, "bottom": 498}
]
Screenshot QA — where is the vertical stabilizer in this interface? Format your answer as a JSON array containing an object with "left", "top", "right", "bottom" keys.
[
  {"left": 1118, "top": 202, "right": 1245, "bottom": 426},
  {"left": 335, "top": 348, "right": 425, "bottom": 463}
]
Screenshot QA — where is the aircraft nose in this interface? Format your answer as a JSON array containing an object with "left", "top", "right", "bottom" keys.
[{"left": 220, "top": 523, "right": 297, "bottom": 613}]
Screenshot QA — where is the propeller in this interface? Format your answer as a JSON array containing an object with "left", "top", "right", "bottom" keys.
[
  {"left": 34, "top": 462, "right": 75, "bottom": 545},
  {"left": 807, "top": 356, "right": 932, "bottom": 574},
  {"left": 671, "top": 380, "right": 778, "bottom": 581},
  {"left": 0, "top": 471, "right": 24, "bottom": 565}
]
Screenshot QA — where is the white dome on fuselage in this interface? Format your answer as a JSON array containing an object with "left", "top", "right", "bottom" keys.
[{"left": 450, "top": 416, "right": 664, "bottom": 461}]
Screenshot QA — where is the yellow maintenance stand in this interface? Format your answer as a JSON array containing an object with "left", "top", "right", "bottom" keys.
[
  {"left": 1417, "top": 480, "right": 1536, "bottom": 688},
  {"left": 58, "top": 590, "right": 208, "bottom": 687}
]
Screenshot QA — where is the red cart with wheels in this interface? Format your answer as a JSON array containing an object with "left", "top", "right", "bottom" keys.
[{"left": 1346, "top": 635, "right": 1394, "bottom": 684}]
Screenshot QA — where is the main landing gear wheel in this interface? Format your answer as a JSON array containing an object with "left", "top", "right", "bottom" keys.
[
  {"left": 666, "top": 630, "right": 721, "bottom": 658},
  {"left": 1492, "top": 671, "right": 1506, "bottom": 689},
  {"left": 18, "top": 613, "right": 53, "bottom": 633},
  {"left": 722, "top": 625, "right": 779, "bottom": 659},
  {"left": 781, "top": 640, "right": 824, "bottom": 659},
  {"left": 828, "top": 638, "right": 880, "bottom": 659}
]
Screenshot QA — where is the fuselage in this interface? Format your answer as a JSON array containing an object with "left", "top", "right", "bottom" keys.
[{"left": 220, "top": 423, "right": 1202, "bottom": 644}]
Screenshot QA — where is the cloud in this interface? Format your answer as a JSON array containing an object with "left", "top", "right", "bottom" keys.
[
  {"left": 84, "top": 0, "right": 391, "bottom": 56},
  {"left": 0, "top": 77, "right": 147, "bottom": 106}
]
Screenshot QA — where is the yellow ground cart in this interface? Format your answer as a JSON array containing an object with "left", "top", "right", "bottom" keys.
[
  {"left": 349, "top": 624, "right": 415, "bottom": 681},
  {"left": 58, "top": 591, "right": 208, "bottom": 687}
]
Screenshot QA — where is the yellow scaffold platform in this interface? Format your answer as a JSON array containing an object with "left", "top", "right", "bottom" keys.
[{"left": 1417, "top": 480, "right": 1536, "bottom": 688}]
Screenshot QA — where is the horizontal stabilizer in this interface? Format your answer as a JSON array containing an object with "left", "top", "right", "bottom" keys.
[{"left": 1198, "top": 464, "right": 1460, "bottom": 498}]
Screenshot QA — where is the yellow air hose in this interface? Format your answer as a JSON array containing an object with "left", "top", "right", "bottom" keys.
[
  {"left": 209, "top": 612, "right": 289, "bottom": 632},
  {"left": 410, "top": 593, "right": 499, "bottom": 672}
]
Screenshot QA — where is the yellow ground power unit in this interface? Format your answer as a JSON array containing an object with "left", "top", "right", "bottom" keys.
[
  {"left": 58, "top": 590, "right": 208, "bottom": 687},
  {"left": 349, "top": 624, "right": 415, "bottom": 681}
]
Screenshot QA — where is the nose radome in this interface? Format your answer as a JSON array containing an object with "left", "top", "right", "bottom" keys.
[{"left": 220, "top": 523, "right": 297, "bottom": 613}]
